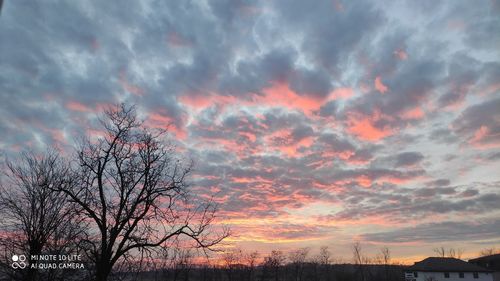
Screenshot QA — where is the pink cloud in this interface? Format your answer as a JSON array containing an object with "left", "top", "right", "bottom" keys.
[
  {"left": 119, "top": 71, "right": 145, "bottom": 96},
  {"left": 401, "top": 107, "right": 425, "bottom": 120},
  {"left": 374, "top": 76, "right": 388, "bottom": 94},
  {"left": 469, "top": 125, "right": 500, "bottom": 149},
  {"left": 393, "top": 49, "right": 408, "bottom": 60},
  {"left": 329, "top": 87, "right": 354, "bottom": 99},
  {"left": 147, "top": 112, "right": 187, "bottom": 139},
  {"left": 346, "top": 111, "right": 394, "bottom": 142},
  {"left": 167, "top": 31, "right": 192, "bottom": 47},
  {"left": 66, "top": 101, "right": 92, "bottom": 112},
  {"left": 256, "top": 82, "right": 324, "bottom": 114},
  {"left": 332, "top": 0, "right": 344, "bottom": 12},
  {"left": 90, "top": 37, "right": 100, "bottom": 52},
  {"left": 478, "top": 82, "right": 500, "bottom": 97},
  {"left": 265, "top": 128, "right": 315, "bottom": 157}
]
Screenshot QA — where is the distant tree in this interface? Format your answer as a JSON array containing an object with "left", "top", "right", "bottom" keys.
[
  {"left": 314, "top": 246, "right": 332, "bottom": 281},
  {"left": 317, "top": 246, "right": 331, "bottom": 266},
  {"left": 53, "top": 104, "right": 229, "bottom": 281},
  {"left": 381, "top": 247, "right": 390, "bottom": 265},
  {"left": 169, "top": 246, "right": 194, "bottom": 281},
  {"left": 378, "top": 247, "right": 391, "bottom": 281},
  {"left": 289, "top": 248, "right": 309, "bottom": 281},
  {"left": 222, "top": 248, "right": 243, "bottom": 281},
  {"left": 433, "top": 247, "right": 464, "bottom": 259},
  {"left": 243, "top": 251, "right": 259, "bottom": 281},
  {"left": 352, "top": 242, "right": 365, "bottom": 281},
  {"left": 0, "top": 151, "right": 85, "bottom": 281},
  {"left": 479, "top": 247, "right": 500, "bottom": 256},
  {"left": 262, "top": 250, "right": 286, "bottom": 281},
  {"left": 433, "top": 247, "right": 446, "bottom": 257}
]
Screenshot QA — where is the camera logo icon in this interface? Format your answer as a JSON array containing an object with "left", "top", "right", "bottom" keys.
[{"left": 11, "top": 255, "right": 27, "bottom": 269}]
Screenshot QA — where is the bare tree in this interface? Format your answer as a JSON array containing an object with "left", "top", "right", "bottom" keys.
[
  {"left": 379, "top": 247, "right": 391, "bottom": 281},
  {"left": 165, "top": 245, "right": 194, "bottom": 281},
  {"left": 352, "top": 242, "right": 365, "bottom": 281},
  {"left": 317, "top": 246, "right": 331, "bottom": 266},
  {"left": 0, "top": 151, "right": 85, "bottom": 281},
  {"left": 222, "top": 249, "right": 243, "bottom": 281},
  {"left": 313, "top": 246, "right": 332, "bottom": 281},
  {"left": 381, "top": 247, "right": 390, "bottom": 265},
  {"left": 479, "top": 247, "right": 500, "bottom": 256},
  {"left": 289, "top": 248, "right": 309, "bottom": 281},
  {"left": 433, "top": 247, "right": 464, "bottom": 259},
  {"left": 262, "top": 250, "right": 286, "bottom": 281},
  {"left": 243, "top": 251, "right": 259, "bottom": 281},
  {"left": 433, "top": 247, "right": 446, "bottom": 257},
  {"left": 449, "top": 248, "right": 464, "bottom": 259},
  {"left": 54, "top": 104, "right": 228, "bottom": 281}
]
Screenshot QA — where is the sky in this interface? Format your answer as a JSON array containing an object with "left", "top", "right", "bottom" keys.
[{"left": 0, "top": 0, "right": 499, "bottom": 263}]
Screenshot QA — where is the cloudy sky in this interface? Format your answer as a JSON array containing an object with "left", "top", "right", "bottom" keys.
[{"left": 1, "top": 0, "right": 499, "bottom": 262}]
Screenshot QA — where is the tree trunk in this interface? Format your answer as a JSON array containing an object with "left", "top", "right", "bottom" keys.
[
  {"left": 26, "top": 241, "right": 43, "bottom": 281},
  {"left": 94, "top": 263, "right": 111, "bottom": 281}
]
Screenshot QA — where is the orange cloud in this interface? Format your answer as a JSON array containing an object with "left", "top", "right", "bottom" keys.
[
  {"left": 356, "top": 175, "right": 372, "bottom": 188},
  {"left": 346, "top": 111, "right": 394, "bottom": 142},
  {"left": 265, "top": 128, "right": 314, "bottom": 157},
  {"left": 374, "top": 76, "right": 388, "bottom": 94},
  {"left": 257, "top": 82, "right": 324, "bottom": 113}
]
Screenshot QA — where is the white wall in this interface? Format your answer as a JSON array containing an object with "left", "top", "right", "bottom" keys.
[{"left": 407, "top": 271, "right": 494, "bottom": 281}]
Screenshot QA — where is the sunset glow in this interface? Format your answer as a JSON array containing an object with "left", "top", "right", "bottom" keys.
[{"left": 0, "top": 0, "right": 499, "bottom": 264}]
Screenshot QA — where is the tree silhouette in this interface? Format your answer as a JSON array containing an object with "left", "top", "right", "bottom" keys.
[
  {"left": 0, "top": 151, "right": 85, "bottom": 281},
  {"left": 54, "top": 104, "right": 228, "bottom": 281}
]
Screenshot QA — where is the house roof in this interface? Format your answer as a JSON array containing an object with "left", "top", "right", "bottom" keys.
[
  {"left": 469, "top": 254, "right": 500, "bottom": 263},
  {"left": 407, "top": 257, "right": 492, "bottom": 273}
]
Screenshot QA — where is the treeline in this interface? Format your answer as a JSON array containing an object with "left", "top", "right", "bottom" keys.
[
  {"left": 116, "top": 245, "right": 497, "bottom": 281},
  {"left": 117, "top": 244, "right": 405, "bottom": 281},
  {"left": 132, "top": 263, "right": 406, "bottom": 281}
]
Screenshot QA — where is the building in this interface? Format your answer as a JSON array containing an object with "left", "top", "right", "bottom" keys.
[
  {"left": 405, "top": 257, "right": 493, "bottom": 281},
  {"left": 469, "top": 254, "right": 500, "bottom": 281}
]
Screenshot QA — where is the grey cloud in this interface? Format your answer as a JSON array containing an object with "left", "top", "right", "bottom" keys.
[
  {"left": 333, "top": 182, "right": 500, "bottom": 222},
  {"left": 414, "top": 187, "right": 456, "bottom": 198},
  {"left": 316, "top": 100, "right": 337, "bottom": 117},
  {"left": 317, "top": 133, "right": 355, "bottom": 153},
  {"left": 464, "top": 16, "right": 500, "bottom": 51},
  {"left": 289, "top": 68, "right": 332, "bottom": 98},
  {"left": 361, "top": 219, "right": 500, "bottom": 243},
  {"left": 273, "top": 0, "right": 383, "bottom": 72},
  {"left": 395, "top": 152, "right": 424, "bottom": 167},
  {"left": 452, "top": 98, "right": 500, "bottom": 146},
  {"left": 428, "top": 128, "right": 459, "bottom": 144},
  {"left": 438, "top": 54, "right": 480, "bottom": 108},
  {"left": 290, "top": 124, "right": 314, "bottom": 142},
  {"left": 428, "top": 179, "right": 451, "bottom": 187}
]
